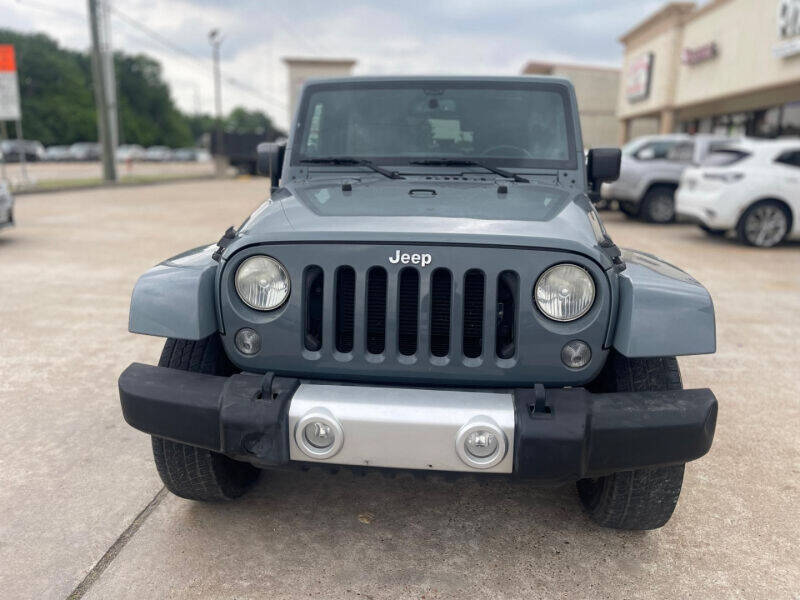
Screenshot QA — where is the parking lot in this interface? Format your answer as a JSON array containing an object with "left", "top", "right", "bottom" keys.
[
  {"left": 1, "top": 160, "right": 215, "bottom": 190},
  {"left": 0, "top": 178, "right": 798, "bottom": 599}
]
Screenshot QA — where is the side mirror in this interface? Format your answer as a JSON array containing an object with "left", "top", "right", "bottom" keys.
[
  {"left": 587, "top": 148, "right": 621, "bottom": 188},
  {"left": 256, "top": 141, "right": 286, "bottom": 191}
]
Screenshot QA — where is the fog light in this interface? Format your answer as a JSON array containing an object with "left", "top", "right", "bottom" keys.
[
  {"left": 455, "top": 417, "right": 507, "bottom": 469},
  {"left": 235, "top": 328, "right": 261, "bottom": 355},
  {"left": 304, "top": 421, "right": 334, "bottom": 449},
  {"left": 561, "top": 340, "right": 591, "bottom": 368},
  {"left": 294, "top": 408, "right": 343, "bottom": 459}
]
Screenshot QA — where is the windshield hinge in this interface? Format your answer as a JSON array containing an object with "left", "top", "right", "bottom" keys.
[{"left": 212, "top": 226, "right": 237, "bottom": 262}]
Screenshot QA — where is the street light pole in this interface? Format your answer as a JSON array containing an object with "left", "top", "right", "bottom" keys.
[{"left": 209, "top": 29, "right": 224, "bottom": 177}]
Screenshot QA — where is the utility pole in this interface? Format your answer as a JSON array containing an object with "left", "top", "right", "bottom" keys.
[
  {"left": 88, "top": 0, "right": 117, "bottom": 182},
  {"left": 209, "top": 29, "right": 224, "bottom": 177}
]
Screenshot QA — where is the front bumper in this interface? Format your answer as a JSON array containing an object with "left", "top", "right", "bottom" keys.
[{"left": 119, "top": 363, "right": 717, "bottom": 483}]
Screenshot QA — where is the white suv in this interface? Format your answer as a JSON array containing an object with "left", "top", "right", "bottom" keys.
[
  {"left": 601, "top": 134, "right": 732, "bottom": 223},
  {"left": 676, "top": 139, "right": 800, "bottom": 248}
]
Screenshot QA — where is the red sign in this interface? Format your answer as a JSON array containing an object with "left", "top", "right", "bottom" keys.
[
  {"left": 0, "top": 45, "right": 21, "bottom": 120},
  {"left": 0, "top": 45, "right": 16, "bottom": 72},
  {"left": 625, "top": 53, "right": 653, "bottom": 102},
  {"left": 682, "top": 42, "right": 718, "bottom": 65}
]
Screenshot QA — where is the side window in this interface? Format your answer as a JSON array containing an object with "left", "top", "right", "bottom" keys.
[
  {"left": 775, "top": 150, "right": 800, "bottom": 169},
  {"left": 667, "top": 142, "right": 695, "bottom": 163},
  {"left": 635, "top": 141, "right": 675, "bottom": 160}
]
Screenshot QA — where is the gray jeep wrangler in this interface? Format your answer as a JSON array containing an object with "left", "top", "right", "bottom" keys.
[{"left": 119, "top": 77, "right": 717, "bottom": 530}]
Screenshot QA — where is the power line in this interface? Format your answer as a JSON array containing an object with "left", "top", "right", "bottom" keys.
[{"left": 107, "top": 5, "right": 287, "bottom": 111}]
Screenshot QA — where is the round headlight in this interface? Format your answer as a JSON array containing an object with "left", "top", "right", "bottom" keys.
[
  {"left": 534, "top": 264, "right": 595, "bottom": 322},
  {"left": 235, "top": 255, "right": 290, "bottom": 311}
]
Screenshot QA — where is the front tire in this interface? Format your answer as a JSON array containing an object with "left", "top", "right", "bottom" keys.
[
  {"left": 641, "top": 185, "right": 676, "bottom": 223},
  {"left": 578, "top": 353, "right": 685, "bottom": 529},
  {"left": 736, "top": 200, "right": 790, "bottom": 247},
  {"left": 151, "top": 336, "right": 261, "bottom": 501}
]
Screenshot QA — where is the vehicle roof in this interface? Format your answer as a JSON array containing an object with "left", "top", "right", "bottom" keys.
[
  {"left": 301, "top": 74, "right": 574, "bottom": 87},
  {"left": 733, "top": 137, "right": 800, "bottom": 150},
  {"left": 710, "top": 137, "right": 800, "bottom": 158}
]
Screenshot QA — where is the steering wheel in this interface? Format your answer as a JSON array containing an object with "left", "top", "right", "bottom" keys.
[{"left": 481, "top": 145, "right": 533, "bottom": 158}]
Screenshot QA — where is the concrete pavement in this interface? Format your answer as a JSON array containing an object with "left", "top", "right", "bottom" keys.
[{"left": 0, "top": 179, "right": 797, "bottom": 599}]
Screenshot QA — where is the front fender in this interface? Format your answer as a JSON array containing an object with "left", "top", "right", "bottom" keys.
[
  {"left": 129, "top": 245, "right": 219, "bottom": 340},
  {"left": 613, "top": 249, "right": 715, "bottom": 357}
]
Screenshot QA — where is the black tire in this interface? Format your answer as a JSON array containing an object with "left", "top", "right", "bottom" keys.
[
  {"left": 618, "top": 200, "right": 640, "bottom": 218},
  {"left": 578, "top": 352, "right": 685, "bottom": 530},
  {"left": 736, "top": 200, "right": 790, "bottom": 248},
  {"left": 151, "top": 336, "right": 260, "bottom": 501},
  {"left": 699, "top": 224, "right": 726, "bottom": 236},
  {"left": 641, "top": 185, "right": 677, "bottom": 223}
]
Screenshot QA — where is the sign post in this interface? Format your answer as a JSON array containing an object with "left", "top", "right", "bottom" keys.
[{"left": 0, "top": 44, "right": 25, "bottom": 183}]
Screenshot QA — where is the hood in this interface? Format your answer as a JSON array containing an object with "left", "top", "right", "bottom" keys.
[{"left": 230, "top": 178, "right": 611, "bottom": 268}]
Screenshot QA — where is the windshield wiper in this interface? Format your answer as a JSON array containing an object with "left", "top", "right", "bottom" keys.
[
  {"left": 409, "top": 159, "right": 529, "bottom": 183},
  {"left": 300, "top": 157, "right": 404, "bottom": 180}
]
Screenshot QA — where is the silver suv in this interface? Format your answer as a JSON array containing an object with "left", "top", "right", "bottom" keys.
[{"left": 601, "top": 134, "right": 732, "bottom": 223}]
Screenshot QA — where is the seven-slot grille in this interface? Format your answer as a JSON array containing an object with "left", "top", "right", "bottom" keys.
[{"left": 303, "top": 264, "right": 518, "bottom": 361}]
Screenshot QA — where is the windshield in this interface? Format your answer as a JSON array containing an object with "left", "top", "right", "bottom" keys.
[{"left": 292, "top": 80, "right": 576, "bottom": 169}]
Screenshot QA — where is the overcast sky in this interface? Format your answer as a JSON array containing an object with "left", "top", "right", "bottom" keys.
[{"left": 5, "top": 0, "right": 686, "bottom": 129}]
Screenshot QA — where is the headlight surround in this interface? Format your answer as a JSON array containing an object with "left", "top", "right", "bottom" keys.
[
  {"left": 235, "top": 255, "right": 290, "bottom": 311},
  {"left": 534, "top": 264, "right": 595, "bottom": 322}
]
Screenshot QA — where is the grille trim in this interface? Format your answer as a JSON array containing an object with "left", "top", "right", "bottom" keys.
[{"left": 220, "top": 243, "right": 612, "bottom": 387}]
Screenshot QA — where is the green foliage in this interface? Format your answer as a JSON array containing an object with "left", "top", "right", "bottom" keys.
[
  {"left": 0, "top": 29, "right": 282, "bottom": 147},
  {"left": 115, "top": 53, "right": 192, "bottom": 147},
  {"left": 0, "top": 30, "right": 96, "bottom": 145}
]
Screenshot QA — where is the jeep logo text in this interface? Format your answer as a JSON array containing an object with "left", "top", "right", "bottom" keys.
[{"left": 389, "top": 250, "right": 432, "bottom": 267}]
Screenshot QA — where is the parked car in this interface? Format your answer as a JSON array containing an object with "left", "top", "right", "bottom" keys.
[
  {"left": 601, "top": 133, "right": 733, "bottom": 223},
  {"left": 69, "top": 142, "right": 101, "bottom": 161},
  {"left": 0, "top": 181, "right": 13, "bottom": 231},
  {"left": 119, "top": 76, "right": 718, "bottom": 531},
  {"left": 0, "top": 139, "right": 45, "bottom": 162},
  {"left": 173, "top": 147, "right": 211, "bottom": 162},
  {"left": 144, "top": 146, "right": 173, "bottom": 162},
  {"left": 676, "top": 138, "right": 800, "bottom": 247},
  {"left": 116, "top": 144, "right": 146, "bottom": 162},
  {"left": 44, "top": 145, "right": 72, "bottom": 161}
]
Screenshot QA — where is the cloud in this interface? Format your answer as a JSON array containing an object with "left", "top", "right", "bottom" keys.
[{"left": 3, "top": 0, "right": 670, "bottom": 128}]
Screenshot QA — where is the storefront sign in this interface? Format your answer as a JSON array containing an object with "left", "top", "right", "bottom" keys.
[
  {"left": 681, "top": 42, "right": 718, "bottom": 65},
  {"left": 625, "top": 52, "right": 653, "bottom": 102},
  {"left": 0, "top": 45, "right": 21, "bottom": 121},
  {"left": 774, "top": 0, "right": 800, "bottom": 58}
]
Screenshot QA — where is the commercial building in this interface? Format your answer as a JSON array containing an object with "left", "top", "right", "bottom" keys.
[
  {"left": 522, "top": 61, "right": 620, "bottom": 147},
  {"left": 617, "top": 0, "right": 800, "bottom": 143},
  {"left": 283, "top": 58, "right": 356, "bottom": 122}
]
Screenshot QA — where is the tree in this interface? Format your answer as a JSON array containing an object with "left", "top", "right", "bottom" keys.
[
  {"left": 114, "top": 53, "right": 192, "bottom": 147},
  {"left": 0, "top": 30, "right": 96, "bottom": 146},
  {"left": 0, "top": 29, "right": 283, "bottom": 147}
]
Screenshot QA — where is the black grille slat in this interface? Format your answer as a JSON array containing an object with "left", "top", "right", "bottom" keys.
[
  {"left": 335, "top": 267, "right": 355, "bottom": 353},
  {"left": 304, "top": 262, "right": 519, "bottom": 362},
  {"left": 496, "top": 271, "right": 517, "bottom": 359},
  {"left": 462, "top": 270, "right": 485, "bottom": 358},
  {"left": 430, "top": 269, "right": 452, "bottom": 357},
  {"left": 366, "top": 267, "right": 387, "bottom": 354},
  {"left": 397, "top": 268, "right": 420, "bottom": 356},
  {"left": 303, "top": 266, "right": 324, "bottom": 351}
]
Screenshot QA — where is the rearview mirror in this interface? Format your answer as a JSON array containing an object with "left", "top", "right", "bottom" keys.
[
  {"left": 587, "top": 148, "right": 621, "bottom": 187},
  {"left": 257, "top": 141, "right": 286, "bottom": 191}
]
